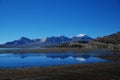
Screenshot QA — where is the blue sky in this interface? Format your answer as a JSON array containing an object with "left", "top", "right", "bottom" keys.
[{"left": 0, "top": 0, "right": 120, "bottom": 44}]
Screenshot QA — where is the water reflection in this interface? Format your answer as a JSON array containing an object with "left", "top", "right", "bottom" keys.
[
  {"left": 0, "top": 52, "right": 108, "bottom": 68},
  {"left": 13, "top": 53, "right": 91, "bottom": 59}
]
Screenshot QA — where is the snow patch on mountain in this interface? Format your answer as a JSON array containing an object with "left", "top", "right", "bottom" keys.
[
  {"left": 76, "top": 57, "right": 86, "bottom": 61},
  {"left": 76, "top": 34, "right": 87, "bottom": 37},
  {"left": 40, "top": 38, "right": 46, "bottom": 43}
]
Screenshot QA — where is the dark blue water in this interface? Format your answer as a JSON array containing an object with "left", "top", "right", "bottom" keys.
[{"left": 0, "top": 51, "right": 110, "bottom": 68}]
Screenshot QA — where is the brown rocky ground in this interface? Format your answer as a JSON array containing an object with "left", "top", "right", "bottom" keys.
[{"left": 0, "top": 62, "right": 120, "bottom": 80}]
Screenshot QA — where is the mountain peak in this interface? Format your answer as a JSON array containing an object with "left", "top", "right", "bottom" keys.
[
  {"left": 72, "top": 33, "right": 93, "bottom": 41},
  {"left": 19, "top": 37, "right": 30, "bottom": 40},
  {"left": 76, "top": 33, "right": 87, "bottom": 37}
]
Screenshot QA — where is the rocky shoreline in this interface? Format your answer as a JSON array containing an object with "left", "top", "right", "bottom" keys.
[{"left": 0, "top": 62, "right": 120, "bottom": 80}]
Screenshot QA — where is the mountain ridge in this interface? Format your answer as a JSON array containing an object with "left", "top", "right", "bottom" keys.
[
  {"left": 2, "top": 34, "right": 93, "bottom": 47},
  {"left": 95, "top": 32, "right": 120, "bottom": 44}
]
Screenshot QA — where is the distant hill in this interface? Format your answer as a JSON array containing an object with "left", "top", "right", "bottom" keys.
[
  {"left": 5, "top": 37, "right": 34, "bottom": 45},
  {"left": 1, "top": 34, "right": 93, "bottom": 47},
  {"left": 44, "top": 36, "right": 71, "bottom": 44},
  {"left": 95, "top": 32, "right": 120, "bottom": 44}
]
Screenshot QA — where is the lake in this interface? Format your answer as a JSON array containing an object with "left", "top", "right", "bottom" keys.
[
  {"left": 0, "top": 50, "right": 112, "bottom": 68},
  {"left": 0, "top": 47, "right": 44, "bottom": 50},
  {"left": 0, "top": 48, "right": 21, "bottom": 50}
]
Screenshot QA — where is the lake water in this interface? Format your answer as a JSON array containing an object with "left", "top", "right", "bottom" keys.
[
  {"left": 0, "top": 50, "right": 111, "bottom": 68},
  {"left": 0, "top": 47, "right": 44, "bottom": 50},
  {"left": 0, "top": 48, "right": 21, "bottom": 50}
]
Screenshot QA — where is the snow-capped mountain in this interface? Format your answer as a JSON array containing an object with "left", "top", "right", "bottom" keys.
[
  {"left": 2, "top": 34, "right": 93, "bottom": 47},
  {"left": 72, "top": 34, "right": 93, "bottom": 41},
  {"left": 76, "top": 33, "right": 87, "bottom": 37}
]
